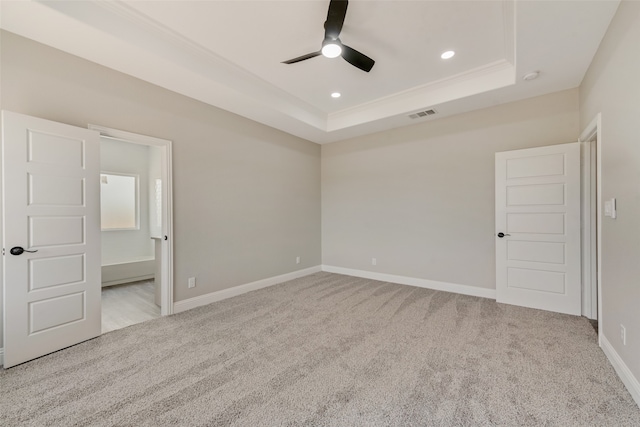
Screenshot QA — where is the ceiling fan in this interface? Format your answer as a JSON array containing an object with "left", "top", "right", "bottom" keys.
[{"left": 282, "top": 0, "right": 375, "bottom": 72}]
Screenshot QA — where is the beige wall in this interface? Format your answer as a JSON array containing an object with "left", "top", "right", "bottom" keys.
[
  {"left": 322, "top": 89, "right": 580, "bottom": 289},
  {"left": 0, "top": 31, "right": 321, "bottom": 347},
  {"left": 580, "top": 1, "right": 640, "bottom": 383}
]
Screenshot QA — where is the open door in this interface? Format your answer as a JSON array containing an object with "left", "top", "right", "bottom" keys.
[
  {"left": 2, "top": 111, "right": 101, "bottom": 368},
  {"left": 495, "top": 142, "right": 581, "bottom": 315}
]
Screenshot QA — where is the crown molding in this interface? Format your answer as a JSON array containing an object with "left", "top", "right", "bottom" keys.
[{"left": 328, "top": 59, "right": 515, "bottom": 131}]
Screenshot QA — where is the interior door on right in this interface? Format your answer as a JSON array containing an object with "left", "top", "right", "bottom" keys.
[{"left": 495, "top": 142, "right": 581, "bottom": 315}]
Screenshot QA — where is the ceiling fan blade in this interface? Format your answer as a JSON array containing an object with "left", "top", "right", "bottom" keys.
[
  {"left": 341, "top": 44, "right": 375, "bottom": 72},
  {"left": 324, "top": 0, "right": 348, "bottom": 40},
  {"left": 282, "top": 51, "right": 322, "bottom": 64}
]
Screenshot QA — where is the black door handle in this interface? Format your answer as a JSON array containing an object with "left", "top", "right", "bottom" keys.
[
  {"left": 10, "top": 246, "right": 38, "bottom": 256},
  {"left": 497, "top": 232, "right": 511, "bottom": 238}
]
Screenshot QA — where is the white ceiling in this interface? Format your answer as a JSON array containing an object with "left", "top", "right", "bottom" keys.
[{"left": 0, "top": 0, "right": 620, "bottom": 144}]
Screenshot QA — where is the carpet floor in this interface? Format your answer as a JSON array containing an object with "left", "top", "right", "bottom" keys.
[{"left": 1, "top": 272, "right": 639, "bottom": 426}]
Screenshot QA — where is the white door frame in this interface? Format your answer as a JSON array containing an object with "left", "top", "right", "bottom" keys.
[
  {"left": 580, "top": 139, "right": 597, "bottom": 320},
  {"left": 579, "top": 113, "right": 602, "bottom": 343},
  {"left": 89, "top": 125, "right": 174, "bottom": 316}
]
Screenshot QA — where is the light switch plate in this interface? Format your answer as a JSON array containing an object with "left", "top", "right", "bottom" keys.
[
  {"left": 604, "top": 198, "right": 616, "bottom": 219},
  {"left": 604, "top": 198, "right": 617, "bottom": 219},
  {"left": 604, "top": 200, "right": 611, "bottom": 217}
]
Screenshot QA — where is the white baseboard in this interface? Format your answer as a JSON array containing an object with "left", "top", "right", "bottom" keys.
[
  {"left": 102, "top": 274, "right": 154, "bottom": 288},
  {"left": 101, "top": 259, "right": 155, "bottom": 287},
  {"left": 173, "top": 265, "right": 322, "bottom": 314},
  {"left": 600, "top": 334, "right": 640, "bottom": 408},
  {"left": 321, "top": 265, "right": 496, "bottom": 300},
  {"left": 0, "top": 347, "right": 4, "bottom": 367}
]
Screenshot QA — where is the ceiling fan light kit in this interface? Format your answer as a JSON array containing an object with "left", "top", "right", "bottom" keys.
[
  {"left": 282, "top": 0, "right": 375, "bottom": 72},
  {"left": 321, "top": 40, "right": 342, "bottom": 58}
]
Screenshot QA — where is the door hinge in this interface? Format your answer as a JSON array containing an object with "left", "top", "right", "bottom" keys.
[{"left": 2, "top": 248, "right": 4, "bottom": 256}]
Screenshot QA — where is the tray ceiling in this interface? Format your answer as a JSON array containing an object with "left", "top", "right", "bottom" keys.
[{"left": 0, "top": 1, "right": 620, "bottom": 143}]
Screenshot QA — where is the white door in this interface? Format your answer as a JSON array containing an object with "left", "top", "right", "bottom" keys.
[
  {"left": 495, "top": 142, "right": 581, "bottom": 315},
  {"left": 2, "top": 111, "right": 101, "bottom": 368}
]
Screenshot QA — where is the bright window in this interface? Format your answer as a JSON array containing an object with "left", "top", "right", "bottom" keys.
[{"left": 100, "top": 173, "right": 139, "bottom": 230}]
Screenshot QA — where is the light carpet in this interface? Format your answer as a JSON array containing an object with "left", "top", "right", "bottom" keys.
[{"left": 1, "top": 272, "right": 639, "bottom": 426}]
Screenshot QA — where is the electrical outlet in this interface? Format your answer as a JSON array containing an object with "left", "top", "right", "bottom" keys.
[
  {"left": 372, "top": 258, "right": 377, "bottom": 266},
  {"left": 188, "top": 277, "right": 196, "bottom": 289},
  {"left": 296, "top": 256, "right": 300, "bottom": 264},
  {"left": 621, "top": 324, "right": 626, "bottom": 345}
]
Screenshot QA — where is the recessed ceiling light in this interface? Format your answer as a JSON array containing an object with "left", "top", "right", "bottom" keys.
[
  {"left": 441, "top": 50, "right": 455, "bottom": 59},
  {"left": 523, "top": 71, "right": 540, "bottom": 81},
  {"left": 331, "top": 92, "right": 341, "bottom": 98}
]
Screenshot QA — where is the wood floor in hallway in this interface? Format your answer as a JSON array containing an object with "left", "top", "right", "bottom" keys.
[{"left": 101, "top": 280, "right": 160, "bottom": 334}]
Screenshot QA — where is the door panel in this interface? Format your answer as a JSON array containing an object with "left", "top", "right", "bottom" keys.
[
  {"left": 29, "top": 216, "right": 85, "bottom": 247},
  {"left": 495, "top": 142, "right": 581, "bottom": 315},
  {"left": 29, "top": 174, "right": 85, "bottom": 206},
  {"left": 2, "top": 111, "right": 100, "bottom": 368},
  {"left": 30, "top": 292, "right": 85, "bottom": 333},
  {"left": 28, "top": 131, "right": 85, "bottom": 167},
  {"left": 507, "top": 184, "right": 565, "bottom": 206},
  {"left": 507, "top": 241, "right": 565, "bottom": 264},
  {"left": 29, "top": 254, "right": 85, "bottom": 290},
  {"left": 506, "top": 153, "right": 565, "bottom": 178},
  {"left": 507, "top": 213, "right": 565, "bottom": 234},
  {"left": 507, "top": 268, "right": 565, "bottom": 294}
]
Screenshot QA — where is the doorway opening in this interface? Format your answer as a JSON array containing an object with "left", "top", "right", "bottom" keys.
[
  {"left": 580, "top": 113, "right": 602, "bottom": 339},
  {"left": 90, "top": 125, "right": 174, "bottom": 333}
]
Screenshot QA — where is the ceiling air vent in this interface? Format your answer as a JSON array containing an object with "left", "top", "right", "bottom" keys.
[{"left": 408, "top": 109, "right": 437, "bottom": 119}]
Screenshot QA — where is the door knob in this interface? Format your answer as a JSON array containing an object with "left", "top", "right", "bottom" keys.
[
  {"left": 9, "top": 246, "right": 38, "bottom": 256},
  {"left": 497, "top": 232, "right": 511, "bottom": 238}
]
